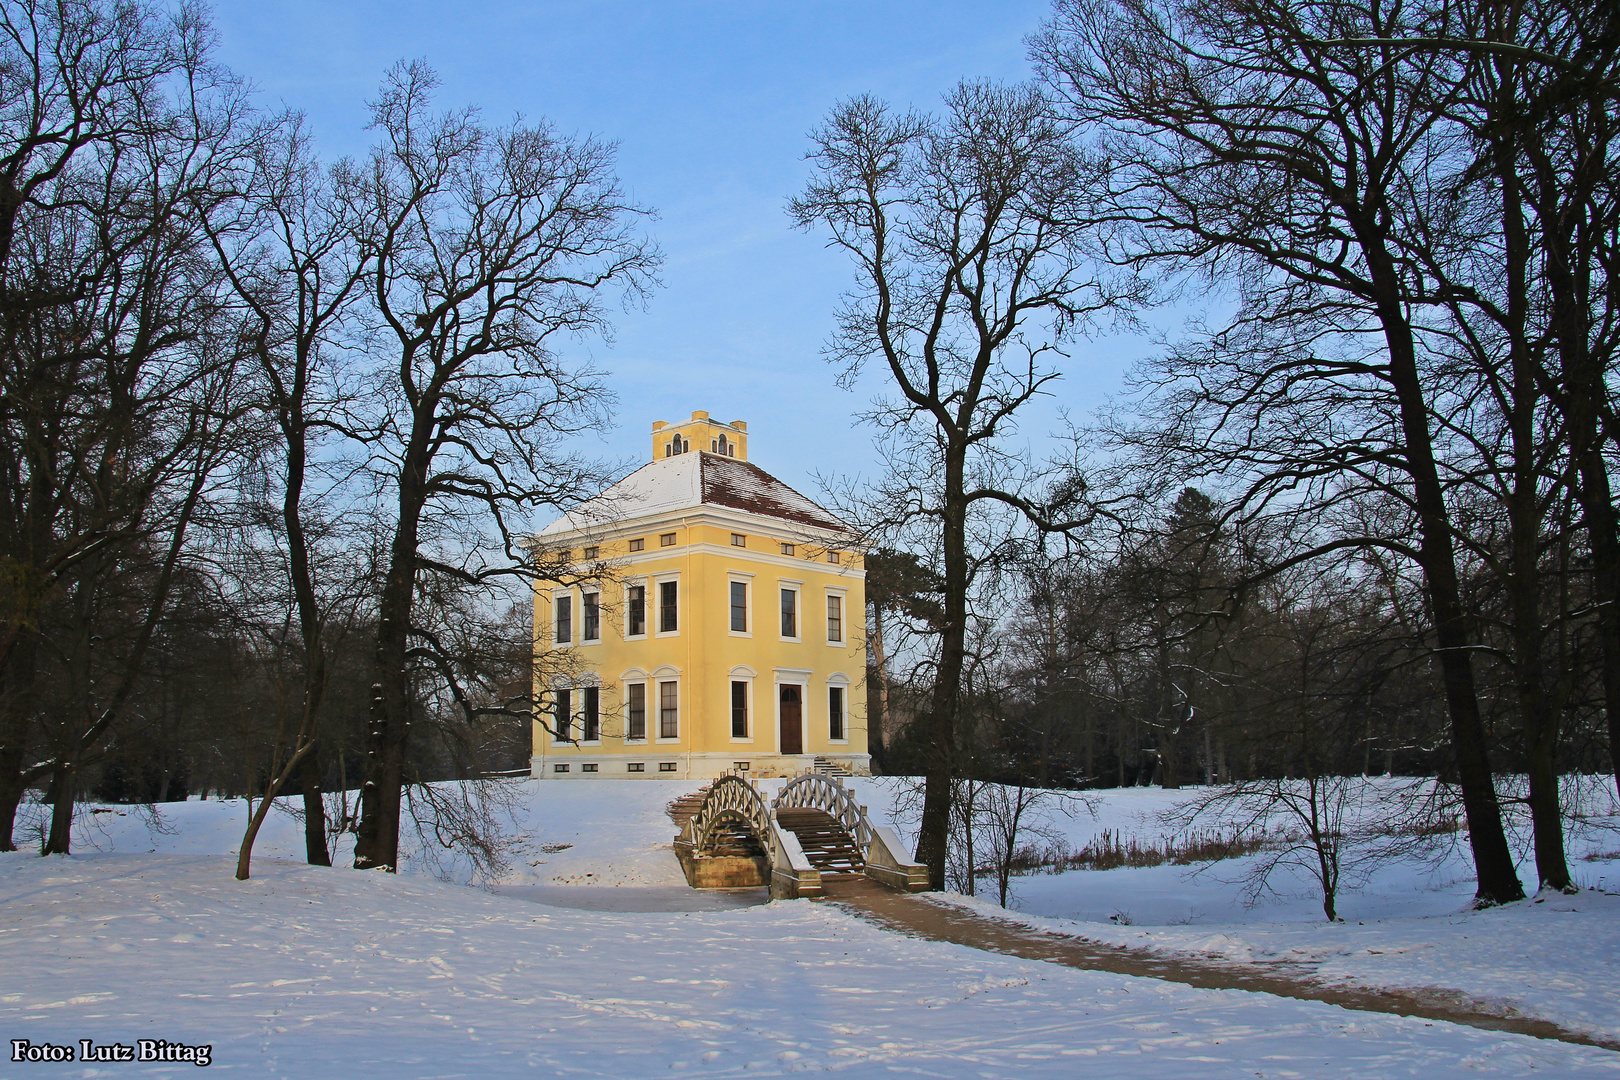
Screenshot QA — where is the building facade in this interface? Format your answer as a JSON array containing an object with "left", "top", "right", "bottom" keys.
[{"left": 531, "top": 412, "right": 869, "bottom": 780}]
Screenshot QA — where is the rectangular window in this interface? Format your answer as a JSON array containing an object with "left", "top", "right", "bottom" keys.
[
  {"left": 780, "top": 588, "right": 797, "bottom": 638},
  {"left": 826, "top": 594, "right": 843, "bottom": 642},
  {"left": 583, "top": 545, "right": 599, "bottom": 560},
  {"left": 554, "top": 688, "right": 572, "bottom": 741},
  {"left": 583, "top": 686, "right": 600, "bottom": 742},
  {"left": 628, "top": 585, "right": 646, "bottom": 636},
  {"left": 554, "top": 595, "right": 572, "bottom": 644},
  {"left": 731, "top": 681, "right": 748, "bottom": 739},
  {"left": 659, "top": 532, "right": 677, "bottom": 547},
  {"left": 627, "top": 762, "right": 645, "bottom": 772},
  {"left": 730, "top": 581, "right": 747, "bottom": 632},
  {"left": 582, "top": 592, "right": 600, "bottom": 641},
  {"left": 554, "top": 763, "right": 569, "bottom": 773},
  {"left": 582, "top": 763, "right": 598, "bottom": 773},
  {"left": 629, "top": 537, "right": 645, "bottom": 552},
  {"left": 659, "top": 680, "right": 678, "bottom": 739},
  {"left": 829, "top": 685, "right": 845, "bottom": 741},
  {"left": 659, "top": 580, "right": 678, "bottom": 633},
  {"left": 731, "top": 532, "right": 746, "bottom": 547},
  {"left": 627, "top": 683, "right": 646, "bottom": 740},
  {"left": 827, "top": 551, "right": 840, "bottom": 564},
  {"left": 733, "top": 761, "right": 750, "bottom": 772},
  {"left": 659, "top": 762, "right": 677, "bottom": 772},
  {"left": 780, "top": 542, "right": 794, "bottom": 556}
]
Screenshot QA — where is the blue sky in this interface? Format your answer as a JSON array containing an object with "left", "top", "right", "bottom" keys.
[{"left": 211, "top": 1, "right": 1146, "bottom": 500}]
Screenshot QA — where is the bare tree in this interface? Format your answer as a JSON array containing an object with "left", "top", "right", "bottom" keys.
[
  {"left": 204, "top": 112, "right": 371, "bottom": 878},
  {"left": 347, "top": 62, "right": 658, "bottom": 872},
  {"left": 1035, "top": 0, "right": 1525, "bottom": 904},
  {"left": 792, "top": 83, "right": 1134, "bottom": 888}
]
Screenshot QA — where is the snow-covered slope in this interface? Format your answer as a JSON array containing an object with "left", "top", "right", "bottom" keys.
[{"left": 4, "top": 851, "right": 1617, "bottom": 1078}]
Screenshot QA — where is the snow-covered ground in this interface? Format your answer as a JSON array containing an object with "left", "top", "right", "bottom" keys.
[{"left": 2, "top": 778, "right": 1618, "bottom": 1076}]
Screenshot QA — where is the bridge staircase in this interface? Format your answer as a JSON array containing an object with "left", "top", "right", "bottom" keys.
[
  {"left": 673, "top": 770, "right": 928, "bottom": 898},
  {"left": 774, "top": 808, "right": 864, "bottom": 878}
]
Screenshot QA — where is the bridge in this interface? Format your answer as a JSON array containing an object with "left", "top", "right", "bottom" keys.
[{"left": 672, "top": 772, "right": 929, "bottom": 898}]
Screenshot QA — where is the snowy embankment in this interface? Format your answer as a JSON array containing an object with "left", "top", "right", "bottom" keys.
[
  {"left": 0, "top": 777, "right": 1617, "bottom": 1076},
  {"left": 864, "top": 776, "right": 1620, "bottom": 1044}
]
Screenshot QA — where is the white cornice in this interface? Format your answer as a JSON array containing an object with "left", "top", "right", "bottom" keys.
[{"left": 534, "top": 504, "right": 854, "bottom": 549}]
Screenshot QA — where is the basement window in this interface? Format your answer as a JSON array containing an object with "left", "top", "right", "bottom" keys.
[
  {"left": 659, "top": 762, "right": 677, "bottom": 773},
  {"left": 553, "top": 764, "right": 569, "bottom": 773},
  {"left": 733, "top": 762, "right": 750, "bottom": 772},
  {"left": 582, "top": 763, "right": 598, "bottom": 773},
  {"left": 627, "top": 762, "right": 645, "bottom": 773}
]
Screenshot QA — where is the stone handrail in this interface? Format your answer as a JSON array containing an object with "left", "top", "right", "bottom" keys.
[{"left": 774, "top": 772, "right": 872, "bottom": 853}]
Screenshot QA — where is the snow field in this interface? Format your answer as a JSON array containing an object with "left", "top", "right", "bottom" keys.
[
  {"left": 4, "top": 851, "right": 1619, "bottom": 1078},
  {"left": 2, "top": 776, "right": 1618, "bottom": 1076}
]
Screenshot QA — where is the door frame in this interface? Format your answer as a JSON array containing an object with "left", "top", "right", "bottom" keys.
[{"left": 774, "top": 670, "right": 811, "bottom": 756}]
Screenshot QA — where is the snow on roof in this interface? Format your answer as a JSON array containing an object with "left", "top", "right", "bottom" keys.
[{"left": 536, "top": 451, "right": 846, "bottom": 538}]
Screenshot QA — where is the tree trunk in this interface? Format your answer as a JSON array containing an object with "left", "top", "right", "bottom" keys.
[
  {"left": 300, "top": 745, "right": 331, "bottom": 866},
  {"left": 1364, "top": 238, "right": 1523, "bottom": 905},
  {"left": 354, "top": 432, "right": 429, "bottom": 872},
  {"left": 42, "top": 758, "right": 75, "bottom": 855},
  {"left": 915, "top": 463, "right": 968, "bottom": 890}
]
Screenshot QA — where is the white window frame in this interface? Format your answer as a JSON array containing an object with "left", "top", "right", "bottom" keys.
[
  {"left": 654, "top": 572, "right": 681, "bottom": 639},
  {"left": 728, "top": 571, "right": 755, "bottom": 638},
  {"left": 824, "top": 586, "right": 848, "bottom": 647},
  {"left": 581, "top": 589, "right": 602, "bottom": 645},
  {"left": 728, "top": 665, "right": 757, "bottom": 744},
  {"left": 623, "top": 578, "right": 648, "bottom": 641},
  {"left": 777, "top": 578, "right": 803, "bottom": 643},
  {"left": 579, "top": 677, "right": 602, "bottom": 745},
  {"left": 653, "top": 666, "right": 682, "bottom": 743},
  {"left": 826, "top": 673, "right": 851, "bottom": 744},
  {"left": 550, "top": 588, "right": 573, "bottom": 647},
  {"left": 618, "top": 667, "right": 644, "bottom": 744}
]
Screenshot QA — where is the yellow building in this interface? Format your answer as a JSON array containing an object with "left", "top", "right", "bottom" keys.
[{"left": 531, "top": 411, "right": 869, "bottom": 780}]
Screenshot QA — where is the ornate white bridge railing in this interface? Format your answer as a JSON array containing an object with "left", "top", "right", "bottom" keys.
[{"left": 774, "top": 771, "right": 872, "bottom": 853}]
